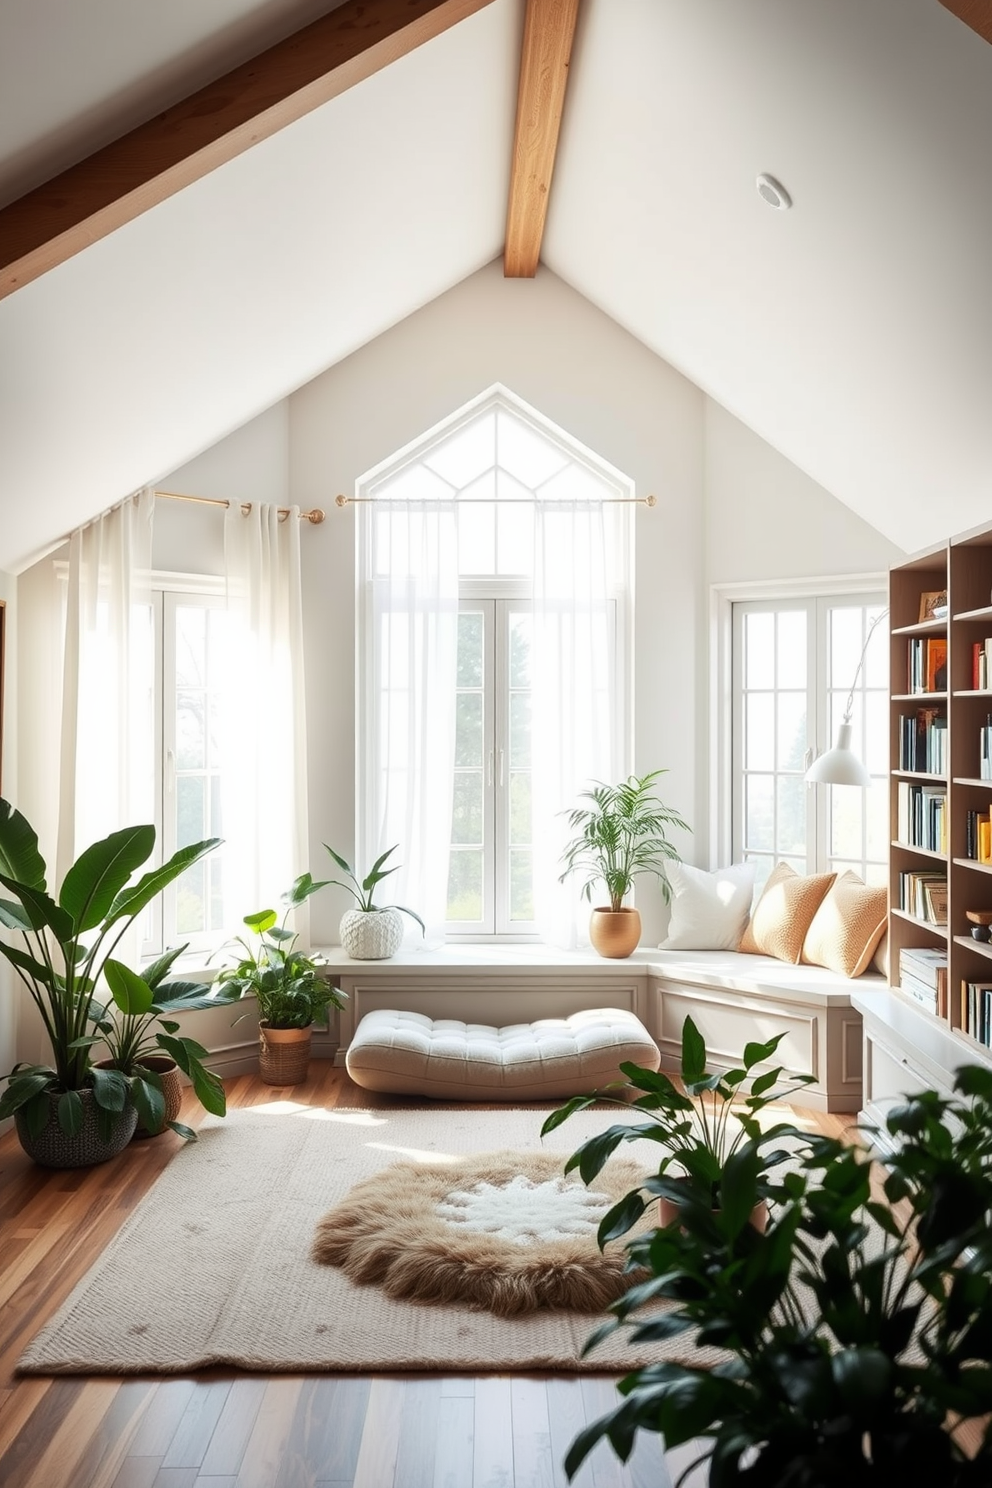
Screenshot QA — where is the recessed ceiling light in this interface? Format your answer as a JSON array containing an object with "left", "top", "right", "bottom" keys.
[{"left": 756, "top": 173, "right": 792, "bottom": 210}]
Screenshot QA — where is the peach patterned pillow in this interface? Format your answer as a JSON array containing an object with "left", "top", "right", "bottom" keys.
[
  {"left": 739, "top": 862, "right": 836, "bottom": 964},
  {"left": 801, "top": 869, "right": 888, "bottom": 978}
]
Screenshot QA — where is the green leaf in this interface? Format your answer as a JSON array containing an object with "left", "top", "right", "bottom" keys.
[
  {"left": 105, "top": 959, "right": 155, "bottom": 1016},
  {"left": 90, "top": 1065, "right": 129, "bottom": 1112},
  {"left": 168, "top": 1121, "right": 198, "bottom": 1142},
  {"left": 598, "top": 1191, "right": 646, "bottom": 1246},
  {"left": 0, "top": 799, "right": 47, "bottom": 890},
  {"left": 680, "top": 1016, "right": 707, "bottom": 1084},
  {"left": 0, "top": 896, "right": 35, "bottom": 931},
  {"left": 105, "top": 838, "right": 221, "bottom": 927},
  {"left": 282, "top": 873, "right": 329, "bottom": 906},
  {"left": 0, "top": 873, "right": 73, "bottom": 939},
  {"left": 57, "top": 1088, "right": 84, "bottom": 1136},
  {"left": 23, "top": 1088, "right": 54, "bottom": 1138},
  {"left": 141, "top": 944, "right": 189, "bottom": 990},
  {"left": 540, "top": 1094, "right": 598, "bottom": 1136},
  {"left": 244, "top": 909, "right": 278, "bottom": 934},
  {"left": 0, "top": 940, "right": 59, "bottom": 989},
  {"left": 59, "top": 824, "right": 156, "bottom": 932},
  {"left": 131, "top": 1074, "right": 166, "bottom": 1135},
  {"left": 0, "top": 1070, "right": 54, "bottom": 1119}
]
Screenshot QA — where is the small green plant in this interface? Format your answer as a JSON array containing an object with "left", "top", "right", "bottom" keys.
[
  {"left": 542, "top": 1015, "right": 814, "bottom": 1225},
  {"left": 211, "top": 874, "right": 346, "bottom": 1029},
  {"left": 558, "top": 770, "right": 690, "bottom": 912},
  {"left": 86, "top": 944, "right": 227, "bottom": 1138},
  {"left": 323, "top": 843, "right": 425, "bottom": 933},
  {"left": 557, "top": 1064, "right": 992, "bottom": 1487}
]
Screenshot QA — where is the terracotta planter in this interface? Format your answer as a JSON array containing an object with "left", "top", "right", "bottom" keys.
[
  {"left": 589, "top": 907, "right": 641, "bottom": 959},
  {"left": 132, "top": 1056, "right": 184, "bottom": 1138},
  {"left": 658, "top": 1194, "right": 768, "bottom": 1233},
  {"left": 14, "top": 1087, "right": 138, "bottom": 1169},
  {"left": 259, "top": 1022, "right": 313, "bottom": 1085}
]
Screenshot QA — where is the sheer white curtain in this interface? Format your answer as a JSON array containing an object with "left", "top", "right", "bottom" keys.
[
  {"left": 531, "top": 499, "right": 631, "bottom": 948},
  {"left": 58, "top": 488, "right": 155, "bottom": 884},
  {"left": 222, "top": 502, "right": 310, "bottom": 930},
  {"left": 359, "top": 501, "right": 460, "bottom": 946}
]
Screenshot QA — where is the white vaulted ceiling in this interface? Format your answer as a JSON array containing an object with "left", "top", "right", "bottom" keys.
[{"left": 0, "top": 0, "right": 990, "bottom": 572}]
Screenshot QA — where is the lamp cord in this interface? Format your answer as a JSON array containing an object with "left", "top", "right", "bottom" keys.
[{"left": 841, "top": 608, "right": 889, "bottom": 724}]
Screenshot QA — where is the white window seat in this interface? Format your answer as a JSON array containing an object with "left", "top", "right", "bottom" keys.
[{"left": 318, "top": 945, "right": 877, "bottom": 1113}]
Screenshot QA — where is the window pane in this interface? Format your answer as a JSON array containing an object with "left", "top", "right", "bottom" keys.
[
  {"left": 777, "top": 777, "right": 806, "bottom": 856},
  {"left": 176, "top": 860, "right": 205, "bottom": 935},
  {"left": 509, "top": 613, "right": 531, "bottom": 687},
  {"left": 830, "top": 786, "right": 863, "bottom": 862},
  {"left": 510, "top": 772, "right": 531, "bottom": 845},
  {"left": 777, "top": 693, "right": 807, "bottom": 771},
  {"left": 425, "top": 410, "right": 494, "bottom": 487},
  {"left": 175, "top": 605, "right": 205, "bottom": 688},
  {"left": 456, "top": 611, "right": 484, "bottom": 687},
  {"left": 456, "top": 504, "right": 496, "bottom": 573},
  {"left": 448, "top": 850, "right": 483, "bottom": 921},
  {"left": 831, "top": 607, "right": 864, "bottom": 688},
  {"left": 777, "top": 612, "right": 806, "bottom": 688},
  {"left": 177, "top": 774, "right": 204, "bottom": 849},
  {"left": 510, "top": 694, "right": 531, "bottom": 767},
  {"left": 744, "top": 613, "right": 775, "bottom": 688},
  {"left": 455, "top": 694, "right": 483, "bottom": 767},
  {"left": 864, "top": 691, "right": 888, "bottom": 776},
  {"left": 452, "top": 773, "right": 483, "bottom": 844},
  {"left": 745, "top": 775, "right": 774, "bottom": 851},
  {"left": 866, "top": 781, "right": 889, "bottom": 862},
  {"left": 176, "top": 691, "right": 205, "bottom": 771},
  {"left": 510, "top": 849, "right": 534, "bottom": 920},
  {"left": 746, "top": 694, "right": 774, "bottom": 770}
]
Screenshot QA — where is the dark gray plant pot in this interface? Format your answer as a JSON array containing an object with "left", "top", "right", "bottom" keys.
[{"left": 14, "top": 1088, "right": 139, "bottom": 1169}]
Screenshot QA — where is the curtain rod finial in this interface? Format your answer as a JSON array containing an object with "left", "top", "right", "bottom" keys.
[
  {"left": 335, "top": 494, "right": 348, "bottom": 508},
  {"left": 646, "top": 494, "right": 657, "bottom": 508},
  {"left": 307, "top": 508, "right": 326, "bottom": 525}
]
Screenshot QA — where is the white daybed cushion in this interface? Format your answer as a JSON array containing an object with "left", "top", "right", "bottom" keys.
[
  {"left": 660, "top": 861, "right": 757, "bottom": 951},
  {"left": 345, "top": 1007, "right": 660, "bottom": 1100}
]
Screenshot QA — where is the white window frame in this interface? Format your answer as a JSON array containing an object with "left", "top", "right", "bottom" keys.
[{"left": 711, "top": 574, "right": 887, "bottom": 877}]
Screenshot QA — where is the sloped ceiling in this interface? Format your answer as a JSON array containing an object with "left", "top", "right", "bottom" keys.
[{"left": 0, "top": 0, "right": 991, "bottom": 573}]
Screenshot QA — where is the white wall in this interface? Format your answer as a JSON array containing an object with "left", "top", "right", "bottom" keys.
[{"left": 0, "top": 570, "right": 18, "bottom": 1088}]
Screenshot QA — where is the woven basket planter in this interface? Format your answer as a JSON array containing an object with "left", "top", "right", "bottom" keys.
[
  {"left": 259, "top": 1023, "right": 313, "bottom": 1085},
  {"left": 132, "top": 1056, "right": 184, "bottom": 1137},
  {"left": 340, "top": 907, "right": 403, "bottom": 960},
  {"left": 15, "top": 1087, "right": 138, "bottom": 1169}
]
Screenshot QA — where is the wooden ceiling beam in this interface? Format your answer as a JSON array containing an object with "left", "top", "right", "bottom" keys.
[
  {"left": 504, "top": 0, "right": 580, "bottom": 278},
  {"left": 938, "top": 0, "right": 992, "bottom": 43},
  {"left": 0, "top": 0, "right": 496, "bottom": 302}
]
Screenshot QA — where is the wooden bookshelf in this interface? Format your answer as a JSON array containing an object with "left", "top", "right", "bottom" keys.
[{"left": 888, "top": 522, "right": 992, "bottom": 1056}]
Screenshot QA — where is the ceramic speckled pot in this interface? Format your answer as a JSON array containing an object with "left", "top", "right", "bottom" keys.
[{"left": 340, "top": 907, "right": 404, "bottom": 960}]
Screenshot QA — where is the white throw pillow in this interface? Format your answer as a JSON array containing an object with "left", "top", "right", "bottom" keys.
[{"left": 660, "top": 861, "right": 758, "bottom": 951}]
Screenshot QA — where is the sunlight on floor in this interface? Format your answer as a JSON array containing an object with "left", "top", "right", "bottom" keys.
[
  {"left": 250, "top": 1100, "right": 389, "bottom": 1125},
  {"left": 366, "top": 1142, "right": 459, "bottom": 1162}
]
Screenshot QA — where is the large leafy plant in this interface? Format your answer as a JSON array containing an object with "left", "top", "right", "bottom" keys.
[
  {"left": 324, "top": 843, "right": 425, "bottom": 933},
  {"left": 542, "top": 1015, "right": 815, "bottom": 1224},
  {"left": 87, "top": 946, "right": 227, "bottom": 1138},
  {"left": 560, "top": 1064, "right": 992, "bottom": 1487},
  {"left": 558, "top": 770, "right": 690, "bottom": 912},
  {"left": 0, "top": 799, "right": 220, "bottom": 1140},
  {"left": 211, "top": 873, "right": 347, "bottom": 1029}
]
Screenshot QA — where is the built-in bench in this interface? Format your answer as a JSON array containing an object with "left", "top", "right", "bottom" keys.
[{"left": 318, "top": 945, "right": 881, "bottom": 1113}]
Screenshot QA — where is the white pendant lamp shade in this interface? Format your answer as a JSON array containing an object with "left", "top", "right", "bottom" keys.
[{"left": 805, "top": 722, "right": 873, "bottom": 787}]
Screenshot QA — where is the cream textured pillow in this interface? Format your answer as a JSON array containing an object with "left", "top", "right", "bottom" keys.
[
  {"left": 660, "top": 861, "right": 758, "bottom": 951},
  {"left": 801, "top": 870, "right": 888, "bottom": 978},
  {"left": 739, "top": 862, "right": 836, "bottom": 964}
]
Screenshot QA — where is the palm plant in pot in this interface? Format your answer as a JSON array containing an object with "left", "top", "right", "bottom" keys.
[
  {"left": 558, "top": 1064, "right": 992, "bottom": 1487},
  {"left": 87, "top": 945, "right": 227, "bottom": 1139},
  {"left": 0, "top": 799, "right": 220, "bottom": 1168},
  {"left": 558, "top": 770, "right": 690, "bottom": 957},
  {"left": 324, "top": 843, "right": 425, "bottom": 960},
  {"left": 541, "top": 1015, "right": 815, "bottom": 1235},
  {"left": 210, "top": 873, "right": 347, "bottom": 1084}
]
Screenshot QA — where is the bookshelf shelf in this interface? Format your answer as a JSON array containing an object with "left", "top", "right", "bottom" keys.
[{"left": 887, "top": 523, "right": 992, "bottom": 1053}]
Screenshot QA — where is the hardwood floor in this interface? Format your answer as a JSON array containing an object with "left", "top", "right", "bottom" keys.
[{"left": 0, "top": 1066, "right": 853, "bottom": 1488}]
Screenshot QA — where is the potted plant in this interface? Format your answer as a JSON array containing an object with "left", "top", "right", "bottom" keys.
[
  {"left": 558, "top": 770, "right": 690, "bottom": 957},
  {"left": 324, "top": 843, "right": 425, "bottom": 960},
  {"left": 0, "top": 799, "right": 220, "bottom": 1168},
  {"left": 87, "top": 944, "right": 227, "bottom": 1139},
  {"left": 541, "top": 1015, "right": 815, "bottom": 1233},
  {"left": 210, "top": 873, "right": 347, "bottom": 1084},
  {"left": 558, "top": 1064, "right": 992, "bottom": 1487}
]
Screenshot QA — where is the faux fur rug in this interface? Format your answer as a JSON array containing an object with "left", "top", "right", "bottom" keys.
[
  {"left": 313, "top": 1148, "right": 650, "bottom": 1317},
  {"left": 17, "top": 1102, "right": 725, "bottom": 1377}
]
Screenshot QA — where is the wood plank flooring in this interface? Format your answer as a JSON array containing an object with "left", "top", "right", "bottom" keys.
[{"left": 0, "top": 1065, "right": 853, "bottom": 1488}]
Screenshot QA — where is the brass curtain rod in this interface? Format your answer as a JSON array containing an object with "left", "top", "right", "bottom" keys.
[
  {"left": 334, "top": 493, "right": 656, "bottom": 508},
  {"left": 155, "top": 488, "right": 325, "bottom": 524}
]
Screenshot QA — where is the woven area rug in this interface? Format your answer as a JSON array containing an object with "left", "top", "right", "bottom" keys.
[{"left": 17, "top": 1102, "right": 723, "bottom": 1377}]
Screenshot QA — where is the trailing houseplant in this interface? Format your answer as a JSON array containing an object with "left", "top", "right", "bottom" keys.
[
  {"left": 558, "top": 1063, "right": 992, "bottom": 1487},
  {"left": 87, "top": 945, "right": 227, "bottom": 1139},
  {"left": 0, "top": 799, "right": 220, "bottom": 1166},
  {"left": 210, "top": 873, "right": 347, "bottom": 1084},
  {"left": 558, "top": 770, "right": 690, "bottom": 957},
  {"left": 541, "top": 1014, "right": 815, "bottom": 1231},
  {"left": 324, "top": 843, "right": 425, "bottom": 960}
]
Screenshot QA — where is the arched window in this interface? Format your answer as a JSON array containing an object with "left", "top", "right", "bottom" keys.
[{"left": 356, "top": 385, "right": 633, "bottom": 944}]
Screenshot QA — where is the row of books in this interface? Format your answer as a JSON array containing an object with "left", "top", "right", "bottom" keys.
[
  {"left": 961, "top": 979, "right": 992, "bottom": 1047},
  {"left": 979, "top": 716, "right": 992, "bottom": 781},
  {"left": 907, "top": 637, "right": 947, "bottom": 695},
  {"left": 897, "top": 708, "right": 947, "bottom": 775},
  {"left": 899, "top": 947, "right": 949, "bottom": 1017},
  {"left": 897, "top": 870, "right": 948, "bottom": 925},
  {"left": 895, "top": 782, "right": 947, "bottom": 854},
  {"left": 964, "top": 806, "right": 992, "bottom": 861},
  {"left": 973, "top": 639, "right": 992, "bottom": 691}
]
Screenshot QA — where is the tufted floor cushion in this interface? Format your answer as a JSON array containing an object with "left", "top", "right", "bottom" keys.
[{"left": 344, "top": 1007, "right": 660, "bottom": 1100}]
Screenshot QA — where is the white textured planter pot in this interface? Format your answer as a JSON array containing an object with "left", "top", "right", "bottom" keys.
[{"left": 340, "top": 907, "right": 404, "bottom": 960}]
